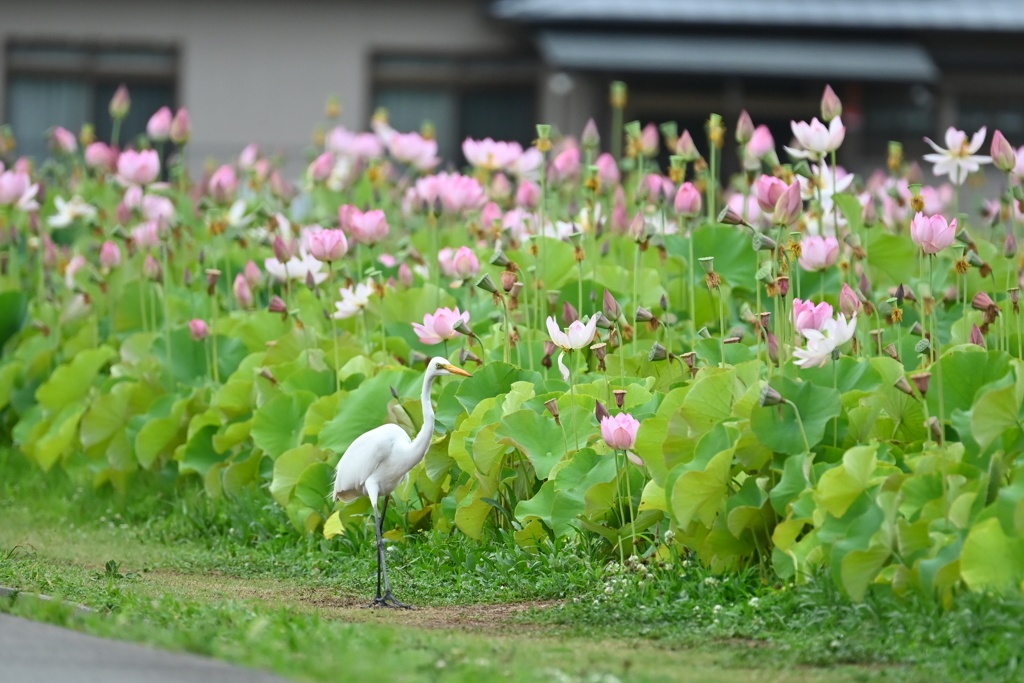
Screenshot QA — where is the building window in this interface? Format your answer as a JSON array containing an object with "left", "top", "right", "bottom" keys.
[
  {"left": 372, "top": 54, "right": 536, "bottom": 164},
  {"left": 4, "top": 42, "right": 177, "bottom": 160}
]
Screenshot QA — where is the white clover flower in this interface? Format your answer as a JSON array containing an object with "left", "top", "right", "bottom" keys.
[{"left": 748, "top": 597, "right": 760, "bottom": 608}]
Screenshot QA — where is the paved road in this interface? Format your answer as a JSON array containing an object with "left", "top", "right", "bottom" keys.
[{"left": 0, "top": 613, "right": 289, "bottom": 683}]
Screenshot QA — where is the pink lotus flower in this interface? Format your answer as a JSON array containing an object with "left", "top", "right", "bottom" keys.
[
  {"left": 388, "top": 132, "right": 439, "bottom": 170},
  {"left": 639, "top": 173, "right": 673, "bottom": 203},
  {"left": 244, "top": 260, "right": 262, "bottom": 288},
  {"left": 189, "top": 319, "right": 209, "bottom": 341},
  {"left": 437, "top": 247, "right": 456, "bottom": 278},
  {"left": 326, "top": 126, "right": 382, "bottom": 159},
  {"left": 52, "top": 127, "right": 77, "bottom": 154},
  {"left": 792, "top": 298, "right": 834, "bottom": 337},
  {"left": 516, "top": 179, "right": 540, "bottom": 208},
  {"left": 910, "top": 212, "right": 957, "bottom": 254},
  {"left": 378, "top": 253, "right": 397, "bottom": 268},
  {"left": 239, "top": 144, "right": 260, "bottom": 169},
  {"left": 100, "top": 240, "right": 121, "bottom": 269},
  {"left": 143, "top": 254, "right": 162, "bottom": 281},
  {"left": 821, "top": 85, "right": 842, "bottom": 122},
  {"left": 601, "top": 413, "right": 640, "bottom": 451},
  {"left": 147, "top": 107, "right": 173, "bottom": 141},
  {"left": 490, "top": 173, "right": 512, "bottom": 200},
  {"left": 511, "top": 147, "right": 543, "bottom": 181},
  {"left": 142, "top": 194, "right": 175, "bottom": 226},
  {"left": 451, "top": 246, "right": 480, "bottom": 279},
  {"left": 674, "top": 182, "right": 702, "bottom": 217},
  {"left": 756, "top": 175, "right": 787, "bottom": 212},
  {"left": 412, "top": 307, "right": 470, "bottom": 345},
  {"left": 991, "top": 130, "right": 1016, "bottom": 173},
  {"left": 481, "top": 202, "right": 502, "bottom": 227},
  {"left": 923, "top": 126, "right": 990, "bottom": 185},
  {"left": 745, "top": 125, "right": 775, "bottom": 166},
  {"left": 170, "top": 108, "right": 191, "bottom": 145},
  {"left": 550, "top": 146, "right": 580, "bottom": 184},
  {"left": 308, "top": 152, "right": 334, "bottom": 181},
  {"left": 307, "top": 228, "right": 349, "bottom": 262},
  {"left": 85, "top": 142, "right": 118, "bottom": 172},
  {"left": 233, "top": 273, "right": 253, "bottom": 308},
  {"left": 595, "top": 152, "right": 620, "bottom": 187},
  {"left": 208, "top": 165, "right": 238, "bottom": 204},
  {"left": 0, "top": 170, "right": 31, "bottom": 205},
  {"left": 462, "top": 138, "right": 522, "bottom": 171},
  {"left": 132, "top": 221, "right": 161, "bottom": 250},
  {"left": 798, "top": 235, "right": 839, "bottom": 271},
  {"left": 398, "top": 263, "right": 414, "bottom": 287},
  {"left": 437, "top": 173, "right": 487, "bottom": 213},
  {"left": 772, "top": 181, "right": 803, "bottom": 226},
  {"left": 786, "top": 117, "right": 845, "bottom": 160},
  {"left": 117, "top": 149, "right": 160, "bottom": 185},
  {"left": 640, "top": 123, "right": 659, "bottom": 157},
  {"left": 347, "top": 208, "right": 389, "bottom": 245}
]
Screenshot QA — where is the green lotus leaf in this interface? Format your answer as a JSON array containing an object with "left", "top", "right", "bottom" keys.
[
  {"left": 270, "top": 444, "right": 327, "bottom": 507},
  {"left": 751, "top": 376, "right": 842, "bottom": 455},
  {"left": 251, "top": 390, "right": 316, "bottom": 459}
]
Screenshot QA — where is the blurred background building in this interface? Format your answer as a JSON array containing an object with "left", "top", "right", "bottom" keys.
[{"left": 3, "top": 0, "right": 1024, "bottom": 175}]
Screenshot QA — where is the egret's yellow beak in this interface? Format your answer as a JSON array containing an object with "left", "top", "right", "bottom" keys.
[{"left": 445, "top": 364, "right": 472, "bottom": 377}]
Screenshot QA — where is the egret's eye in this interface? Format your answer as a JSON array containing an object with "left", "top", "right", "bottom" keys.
[{"left": 435, "top": 363, "right": 444, "bottom": 369}]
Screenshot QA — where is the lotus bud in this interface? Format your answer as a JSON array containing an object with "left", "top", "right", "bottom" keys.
[
  {"left": 143, "top": 254, "right": 162, "bottom": 282},
  {"left": 766, "top": 331, "right": 779, "bottom": 365},
  {"left": 183, "top": 267, "right": 193, "bottom": 287},
  {"left": 629, "top": 212, "right": 647, "bottom": 243},
  {"left": 676, "top": 129, "right": 699, "bottom": 161},
  {"left": 1005, "top": 232, "right": 1018, "bottom": 259},
  {"left": 501, "top": 270, "right": 518, "bottom": 293},
  {"left": 475, "top": 273, "right": 499, "bottom": 294},
  {"left": 459, "top": 347, "right": 482, "bottom": 366},
  {"left": 894, "top": 376, "right": 915, "bottom": 397},
  {"left": 735, "top": 110, "right": 754, "bottom": 144},
  {"left": 595, "top": 313, "right": 615, "bottom": 330},
  {"left": 273, "top": 235, "right": 294, "bottom": 263},
  {"left": 820, "top": 85, "right": 842, "bottom": 123},
  {"left": 170, "top": 108, "right": 191, "bottom": 145},
  {"left": 233, "top": 273, "right": 253, "bottom": 308},
  {"left": 759, "top": 384, "right": 784, "bottom": 407},
  {"left": 648, "top": 342, "right": 668, "bottom": 362},
  {"left": 544, "top": 398, "right": 561, "bottom": 425},
  {"left": 862, "top": 198, "right": 878, "bottom": 227},
  {"left": 991, "top": 130, "right": 1017, "bottom": 173},
  {"left": 839, "top": 283, "right": 861, "bottom": 318},
  {"left": 603, "top": 290, "right": 623, "bottom": 321},
  {"left": 189, "top": 318, "right": 209, "bottom": 342},
  {"left": 109, "top": 84, "right": 130, "bottom": 120},
  {"left": 595, "top": 400, "right": 611, "bottom": 423},
  {"left": 305, "top": 269, "right": 318, "bottom": 290},
  {"left": 268, "top": 295, "right": 288, "bottom": 318},
  {"left": 581, "top": 118, "right": 601, "bottom": 148},
  {"left": 562, "top": 301, "right": 579, "bottom": 325}
]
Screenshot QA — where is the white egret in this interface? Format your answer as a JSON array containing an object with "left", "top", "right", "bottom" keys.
[{"left": 333, "top": 357, "right": 471, "bottom": 608}]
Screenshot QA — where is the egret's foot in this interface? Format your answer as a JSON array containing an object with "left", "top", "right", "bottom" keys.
[{"left": 367, "top": 592, "right": 413, "bottom": 610}]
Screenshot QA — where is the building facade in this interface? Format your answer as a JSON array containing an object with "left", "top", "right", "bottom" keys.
[{"left": 4, "top": 0, "right": 1024, "bottom": 177}]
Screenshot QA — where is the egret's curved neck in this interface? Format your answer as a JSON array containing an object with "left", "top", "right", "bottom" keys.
[{"left": 406, "top": 371, "right": 437, "bottom": 464}]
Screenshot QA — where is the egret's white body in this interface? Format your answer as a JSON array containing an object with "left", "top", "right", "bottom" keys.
[{"left": 332, "top": 357, "right": 470, "bottom": 608}]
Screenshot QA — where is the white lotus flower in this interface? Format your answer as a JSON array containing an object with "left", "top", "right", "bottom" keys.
[
  {"left": 923, "top": 126, "right": 992, "bottom": 186},
  {"left": 333, "top": 281, "right": 374, "bottom": 319},
  {"left": 793, "top": 314, "right": 857, "bottom": 368},
  {"left": 264, "top": 251, "right": 328, "bottom": 284},
  {"left": 546, "top": 315, "right": 598, "bottom": 351},
  {"left": 48, "top": 195, "right": 97, "bottom": 228}
]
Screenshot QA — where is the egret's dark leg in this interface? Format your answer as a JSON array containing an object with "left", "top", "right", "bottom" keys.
[
  {"left": 378, "top": 495, "right": 412, "bottom": 609},
  {"left": 374, "top": 497, "right": 383, "bottom": 601}
]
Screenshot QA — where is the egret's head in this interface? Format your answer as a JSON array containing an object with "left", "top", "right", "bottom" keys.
[{"left": 428, "top": 356, "right": 472, "bottom": 378}]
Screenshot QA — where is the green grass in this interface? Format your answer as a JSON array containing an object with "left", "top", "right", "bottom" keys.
[{"left": 1, "top": 449, "right": 1022, "bottom": 682}]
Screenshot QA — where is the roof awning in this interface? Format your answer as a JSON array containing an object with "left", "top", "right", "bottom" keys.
[{"left": 537, "top": 32, "right": 940, "bottom": 82}]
